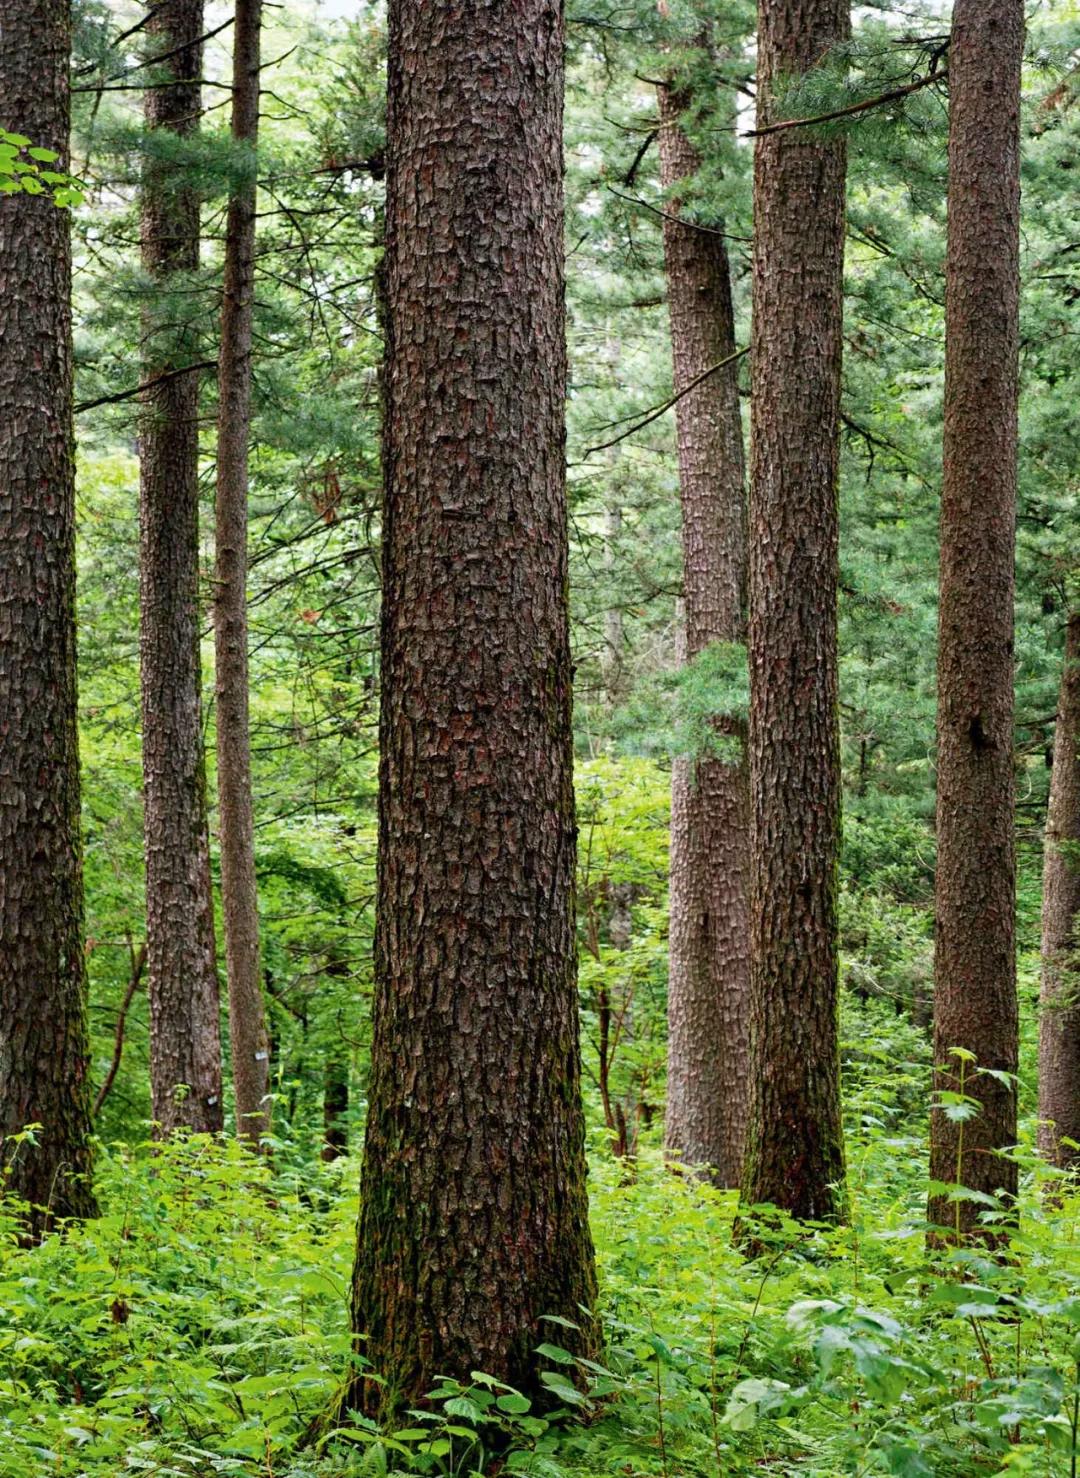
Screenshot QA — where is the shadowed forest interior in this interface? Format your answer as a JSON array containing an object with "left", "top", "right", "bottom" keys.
[{"left": 2, "top": 0, "right": 1080, "bottom": 1474}]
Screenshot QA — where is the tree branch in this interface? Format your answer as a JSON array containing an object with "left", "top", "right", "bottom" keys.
[
  {"left": 581, "top": 346, "right": 748, "bottom": 458},
  {"left": 748, "top": 69, "right": 946, "bottom": 137},
  {"left": 75, "top": 359, "right": 217, "bottom": 415},
  {"left": 621, "top": 130, "right": 657, "bottom": 187},
  {"left": 606, "top": 185, "right": 748, "bottom": 241},
  {"left": 93, "top": 939, "right": 148, "bottom": 1117}
]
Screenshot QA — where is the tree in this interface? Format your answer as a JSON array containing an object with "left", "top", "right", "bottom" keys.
[
  {"left": 740, "top": 0, "right": 849, "bottom": 1221},
  {"left": 1039, "top": 610, "right": 1080, "bottom": 1169},
  {"left": 139, "top": 0, "right": 224, "bottom": 1136},
  {"left": 928, "top": 0, "right": 1023, "bottom": 1241},
  {"left": 658, "top": 45, "right": 750, "bottom": 1189},
  {"left": 348, "top": 0, "right": 598, "bottom": 1416},
  {"left": 0, "top": 0, "right": 98, "bottom": 1231},
  {"left": 215, "top": 0, "right": 271, "bottom": 1146}
]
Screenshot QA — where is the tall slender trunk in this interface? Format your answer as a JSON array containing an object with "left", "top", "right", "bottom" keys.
[
  {"left": 140, "top": 0, "right": 224, "bottom": 1136},
  {"left": 348, "top": 0, "right": 598, "bottom": 1419},
  {"left": 657, "top": 69, "right": 750, "bottom": 1188},
  {"left": 602, "top": 502, "right": 625, "bottom": 707},
  {"left": 215, "top": 0, "right": 270, "bottom": 1147},
  {"left": 321, "top": 1058, "right": 349, "bottom": 1162},
  {"left": 740, "top": 0, "right": 849, "bottom": 1222},
  {"left": 928, "top": 0, "right": 1023, "bottom": 1243},
  {"left": 0, "top": 0, "right": 97, "bottom": 1233},
  {"left": 1039, "top": 613, "right": 1080, "bottom": 1169}
]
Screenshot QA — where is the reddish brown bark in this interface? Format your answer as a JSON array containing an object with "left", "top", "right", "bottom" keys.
[
  {"left": 0, "top": 0, "right": 98, "bottom": 1233},
  {"left": 740, "top": 0, "right": 849, "bottom": 1222},
  {"left": 215, "top": 0, "right": 271, "bottom": 1147},
  {"left": 928, "top": 0, "right": 1023, "bottom": 1242},
  {"left": 348, "top": 0, "right": 598, "bottom": 1418},
  {"left": 657, "top": 70, "right": 750, "bottom": 1189},
  {"left": 1039, "top": 613, "right": 1080, "bottom": 1168},
  {"left": 140, "top": 0, "right": 224, "bottom": 1136}
]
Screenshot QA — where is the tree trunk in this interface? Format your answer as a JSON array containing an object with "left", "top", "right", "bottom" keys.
[
  {"left": 740, "top": 0, "right": 849, "bottom": 1222},
  {"left": 0, "top": 0, "right": 98, "bottom": 1233},
  {"left": 348, "top": 0, "right": 598, "bottom": 1418},
  {"left": 321, "top": 1058, "right": 349, "bottom": 1163},
  {"left": 215, "top": 0, "right": 271, "bottom": 1147},
  {"left": 140, "top": 0, "right": 224, "bottom": 1137},
  {"left": 657, "top": 70, "right": 750, "bottom": 1189},
  {"left": 1039, "top": 613, "right": 1080, "bottom": 1169},
  {"left": 601, "top": 502, "right": 625, "bottom": 707},
  {"left": 928, "top": 0, "right": 1023, "bottom": 1243}
]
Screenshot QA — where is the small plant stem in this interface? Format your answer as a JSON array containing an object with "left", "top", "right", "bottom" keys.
[{"left": 955, "top": 1056, "right": 966, "bottom": 1244}]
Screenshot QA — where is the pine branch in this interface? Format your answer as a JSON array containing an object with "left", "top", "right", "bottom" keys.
[
  {"left": 72, "top": 76, "right": 232, "bottom": 94},
  {"left": 621, "top": 130, "right": 657, "bottom": 187},
  {"left": 748, "top": 69, "right": 947, "bottom": 138},
  {"left": 75, "top": 359, "right": 217, "bottom": 415},
  {"left": 582, "top": 346, "right": 748, "bottom": 458},
  {"left": 82, "top": 18, "right": 235, "bottom": 88},
  {"left": 606, "top": 186, "right": 749, "bottom": 242}
]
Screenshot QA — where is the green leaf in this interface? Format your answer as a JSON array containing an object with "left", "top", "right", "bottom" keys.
[
  {"left": 724, "top": 1378, "right": 792, "bottom": 1432},
  {"left": 496, "top": 1392, "right": 532, "bottom": 1414},
  {"left": 538, "top": 1371, "right": 586, "bottom": 1407}
]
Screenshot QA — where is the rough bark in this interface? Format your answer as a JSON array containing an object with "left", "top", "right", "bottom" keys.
[
  {"left": 0, "top": 0, "right": 98, "bottom": 1232},
  {"left": 215, "top": 0, "right": 271, "bottom": 1147},
  {"left": 657, "top": 72, "right": 750, "bottom": 1189},
  {"left": 348, "top": 0, "right": 598, "bottom": 1418},
  {"left": 928, "top": 0, "right": 1023, "bottom": 1242},
  {"left": 140, "top": 0, "right": 224, "bottom": 1136},
  {"left": 740, "top": 0, "right": 849, "bottom": 1222},
  {"left": 1039, "top": 613, "right": 1080, "bottom": 1169}
]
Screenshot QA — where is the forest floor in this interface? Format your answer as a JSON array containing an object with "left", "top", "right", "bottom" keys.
[{"left": 2, "top": 997, "right": 1078, "bottom": 1476}]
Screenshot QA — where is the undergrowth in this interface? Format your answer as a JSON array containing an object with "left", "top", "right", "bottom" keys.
[{"left": 3, "top": 1002, "right": 1080, "bottom": 1477}]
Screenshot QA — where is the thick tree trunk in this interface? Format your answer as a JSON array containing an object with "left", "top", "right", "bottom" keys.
[
  {"left": 740, "top": 0, "right": 848, "bottom": 1222},
  {"left": 1039, "top": 613, "right": 1080, "bottom": 1168},
  {"left": 928, "top": 0, "right": 1023, "bottom": 1242},
  {"left": 215, "top": 0, "right": 271, "bottom": 1147},
  {"left": 0, "top": 0, "right": 98, "bottom": 1233},
  {"left": 140, "top": 0, "right": 224, "bottom": 1136},
  {"left": 348, "top": 0, "right": 598, "bottom": 1418},
  {"left": 657, "top": 73, "right": 750, "bottom": 1189}
]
